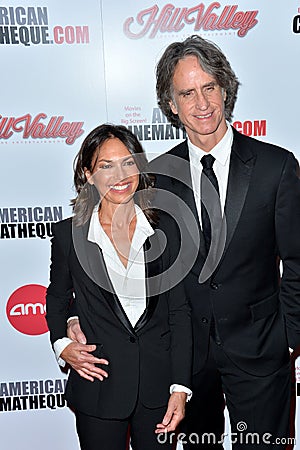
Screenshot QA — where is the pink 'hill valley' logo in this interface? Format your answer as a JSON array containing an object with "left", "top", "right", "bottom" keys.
[{"left": 124, "top": 2, "right": 259, "bottom": 39}]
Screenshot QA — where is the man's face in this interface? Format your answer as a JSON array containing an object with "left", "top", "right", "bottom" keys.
[{"left": 169, "top": 55, "right": 227, "bottom": 151}]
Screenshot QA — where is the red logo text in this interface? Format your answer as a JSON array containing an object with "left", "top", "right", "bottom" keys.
[
  {"left": 0, "top": 113, "right": 84, "bottom": 145},
  {"left": 124, "top": 2, "right": 258, "bottom": 39},
  {"left": 6, "top": 284, "right": 48, "bottom": 335}
]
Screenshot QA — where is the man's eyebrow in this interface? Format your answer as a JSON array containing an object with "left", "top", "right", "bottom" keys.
[
  {"left": 178, "top": 88, "right": 193, "bottom": 95},
  {"left": 203, "top": 81, "right": 217, "bottom": 88},
  {"left": 177, "top": 82, "right": 217, "bottom": 95}
]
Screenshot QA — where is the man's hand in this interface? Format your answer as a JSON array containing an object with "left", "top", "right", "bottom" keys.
[
  {"left": 64, "top": 319, "right": 109, "bottom": 381},
  {"left": 155, "top": 392, "right": 187, "bottom": 434},
  {"left": 67, "top": 318, "right": 87, "bottom": 344},
  {"left": 61, "top": 342, "right": 109, "bottom": 382}
]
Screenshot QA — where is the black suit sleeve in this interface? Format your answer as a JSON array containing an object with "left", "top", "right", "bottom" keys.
[
  {"left": 168, "top": 278, "right": 193, "bottom": 389},
  {"left": 276, "top": 152, "right": 300, "bottom": 350},
  {"left": 46, "top": 221, "right": 74, "bottom": 344},
  {"left": 159, "top": 212, "right": 193, "bottom": 389}
]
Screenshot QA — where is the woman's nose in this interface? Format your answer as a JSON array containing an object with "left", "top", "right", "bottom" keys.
[{"left": 113, "top": 163, "right": 127, "bottom": 182}]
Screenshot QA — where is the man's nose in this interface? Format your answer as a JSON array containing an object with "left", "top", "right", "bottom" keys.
[{"left": 195, "top": 90, "right": 209, "bottom": 110}]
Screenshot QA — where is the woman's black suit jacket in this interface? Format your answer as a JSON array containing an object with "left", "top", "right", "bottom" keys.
[{"left": 46, "top": 212, "right": 192, "bottom": 419}]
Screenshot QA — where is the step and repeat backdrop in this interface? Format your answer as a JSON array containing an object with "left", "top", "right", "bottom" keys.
[{"left": 1, "top": 1, "right": 300, "bottom": 449}]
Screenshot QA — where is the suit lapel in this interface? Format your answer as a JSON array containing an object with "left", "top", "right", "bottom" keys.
[
  {"left": 134, "top": 233, "right": 162, "bottom": 333},
  {"left": 73, "top": 218, "right": 164, "bottom": 335},
  {"left": 221, "top": 129, "right": 256, "bottom": 257},
  {"left": 154, "top": 134, "right": 256, "bottom": 278},
  {"left": 72, "top": 220, "right": 135, "bottom": 334},
  {"left": 166, "top": 141, "right": 207, "bottom": 259}
]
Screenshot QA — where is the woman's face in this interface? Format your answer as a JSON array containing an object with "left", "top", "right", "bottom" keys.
[{"left": 85, "top": 137, "right": 140, "bottom": 206}]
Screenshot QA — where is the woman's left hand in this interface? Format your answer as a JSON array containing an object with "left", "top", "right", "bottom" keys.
[{"left": 155, "top": 392, "right": 187, "bottom": 434}]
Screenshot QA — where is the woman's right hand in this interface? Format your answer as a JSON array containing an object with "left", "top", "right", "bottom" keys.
[{"left": 61, "top": 341, "right": 109, "bottom": 382}]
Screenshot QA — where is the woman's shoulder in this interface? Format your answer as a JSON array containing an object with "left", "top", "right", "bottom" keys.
[
  {"left": 51, "top": 217, "right": 73, "bottom": 241},
  {"left": 53, "top": 216, "right": 72, "bottom": 231},
  {"left": 155, "top": 210, "right": 181, "bottom": 256},
  {"left": 155, "top": 210, "right": 179, "bottom": 233}
]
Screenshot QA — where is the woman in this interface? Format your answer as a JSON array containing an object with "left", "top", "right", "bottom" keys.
[{"left": 46, "top": 124, "right": 192, "bottom": 450}]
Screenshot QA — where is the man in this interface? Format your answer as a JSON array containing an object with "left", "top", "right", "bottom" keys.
[{"left": 67, "top": 35, "right": 300, "bottom": 448}]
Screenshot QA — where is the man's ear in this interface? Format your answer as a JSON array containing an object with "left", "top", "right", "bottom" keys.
[
  {"left": 169, "top": 99, "right": 178, "bottom": 115},
  {"left": 223, "top": 89, "right": 227, "bottom": 102}
]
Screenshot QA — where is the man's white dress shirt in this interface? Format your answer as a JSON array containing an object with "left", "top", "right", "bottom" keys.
[{"left": 188, "top": 123, "right": 233, "bottom": 223}]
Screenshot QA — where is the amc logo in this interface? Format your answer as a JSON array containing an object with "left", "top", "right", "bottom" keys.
[{"left": 6, "top": 284, "right": 48, "bottom": 335}]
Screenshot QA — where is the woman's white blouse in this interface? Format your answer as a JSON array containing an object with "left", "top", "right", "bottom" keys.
[{"left": 87, "top": 203, "right": 154, "bottom": 326}]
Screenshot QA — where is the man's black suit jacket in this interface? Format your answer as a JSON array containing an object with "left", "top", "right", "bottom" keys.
[
  {"left": 46, "top": 213, "right": 192, "bottom": 419},
  {"left": 150, "top": 127, "right": 300, "bottom": 377}
]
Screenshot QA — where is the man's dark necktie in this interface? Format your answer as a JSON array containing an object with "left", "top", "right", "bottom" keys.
[{"left": 200, "top": 154, "right": 221, "bottom": 253}]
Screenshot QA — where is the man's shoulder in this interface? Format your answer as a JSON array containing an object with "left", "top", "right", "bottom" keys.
[
  {"left": 149, "top": 140, "right": 188, "bottom": 166},
  {"left": 148, "top": 140, "right": 189, "bottom": 185},
  {"left": 233, "top": 127, "right": 291, "bottom": 164},
  {"left": 163, "top": 139, "right": 188, "bottom": 156}
]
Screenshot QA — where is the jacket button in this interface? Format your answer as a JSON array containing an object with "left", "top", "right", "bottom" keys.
[
  {"left": 210, "top": 282, "right": 219, "bottom": 290},
  {"left": 129, "top": 337, "right": 136, "bottom": 343},
  {"left": 202, "top": 317, "right": 208, "bottom": 323}
]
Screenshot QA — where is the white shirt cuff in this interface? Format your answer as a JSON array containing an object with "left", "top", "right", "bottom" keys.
[
  {"left": 53, "top": 337, "right": 73, "bottom": 367},
  {"left": 170, "top": 384, "right": 193, "bottom": 402},
  {"left": 67, "top": 316, "right": 79, "bottom": 324}
]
